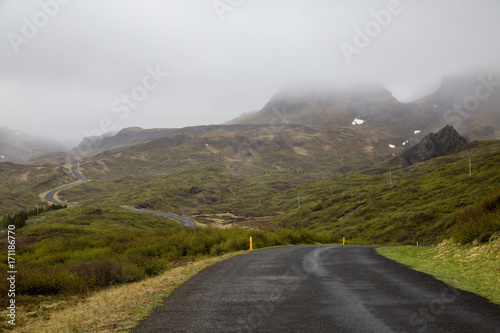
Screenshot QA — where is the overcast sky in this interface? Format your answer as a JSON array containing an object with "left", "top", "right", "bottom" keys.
[{"left": 1, "top": 0, "right": 500, "bottom": 147}]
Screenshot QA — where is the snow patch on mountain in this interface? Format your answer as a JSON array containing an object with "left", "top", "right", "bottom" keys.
[{"left": 352, "top": 118, "right": 365, "bottom": 125}]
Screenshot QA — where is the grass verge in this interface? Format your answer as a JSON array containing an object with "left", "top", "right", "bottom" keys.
[
  {"left": 1, "top": 205, "right": 334, "bottom": 330},
  {"left": 376, "top": 239, "right": 500, "bottom": 304},
  {"left": 10, "top": 252, "right": 246, "bottom": 333}
]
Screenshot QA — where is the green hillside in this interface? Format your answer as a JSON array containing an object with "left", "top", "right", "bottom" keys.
[
  {"left": 59, "top": 125, "right": 392, "bottom": 214},
  {"left": 0, "top": 163, "right": 75, "bottom": 214},
  {"left": 3, "top": 123, "right": 499, "bottom": 247},
  {"left": 272, "top": 140, "right": 500, "bottom": 245},
  {"left": 58, "top": 136, "right": 500, "bottom": 245}
]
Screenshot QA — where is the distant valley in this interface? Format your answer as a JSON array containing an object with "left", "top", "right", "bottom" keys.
[{"left": 1, "top": 72, "right": 499, "bottom": 244}]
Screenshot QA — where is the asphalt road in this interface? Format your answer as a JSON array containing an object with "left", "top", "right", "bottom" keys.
[
  {"left": 121, "top": 207, "right": 197, "bottom": 228},
  {"left": 71, "top": 163, "right": 88, "bottom": 182},
  {"left": 132, "top": 245, "right": 500, "bottom": 333},
  {"left": 44, "top": 163, "right": 88, "bottom": 206}
]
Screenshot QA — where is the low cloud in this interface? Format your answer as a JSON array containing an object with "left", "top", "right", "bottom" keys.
[{"left": 1, "top": 0, "right": 499, "bottom": 146}]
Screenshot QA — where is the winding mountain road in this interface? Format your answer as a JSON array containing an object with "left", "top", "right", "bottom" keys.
[
  {"left": 44, "top": 164, "right": 88, "bottom": 207},
  {"left": 132, "top": 245, "right": 500, "bottom": 333},
  {"left": 44, "top": 164, "right": 196, "bottom": 228}
]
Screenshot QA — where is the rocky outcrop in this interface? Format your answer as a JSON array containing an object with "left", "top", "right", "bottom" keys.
[{"left": 402, "top": 125, "right": 468, "bottom": 166}]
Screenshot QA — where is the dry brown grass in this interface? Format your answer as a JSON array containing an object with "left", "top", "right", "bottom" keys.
[{"left": 12, "top": 252, "right": 245, "bottom": 333}]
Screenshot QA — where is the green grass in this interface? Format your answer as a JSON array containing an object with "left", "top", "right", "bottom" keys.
[
  {"left": 0, "top": 204, "right": 334, "bottom": 328},
  {"left": 3, "top": 128, "right": 499, "bottom": 248},
  {"left": 450, "top": 187, "right": 500, "bottom": 244},
  {"left": 0, "top": 198, "right": 334, "bottom": 329},
  {"left": 7, "top": 139, "right": 497, "bottom": 247},
  {"left": 54, "top": 140, "right": 500, "bottom": 245},
  {"left": 0, "top": 163, "right": 75, "bottom": 214},
  {"left": 1, "top": 133, "right": 498, "bottom": 329},
  {"left": 7, "top": 252, "right": 247, "bottom": 333},
  {"left": 272, "top": 140, "right": 500, "bottom": 244},
  {"left": 1, "top": 126, "right": 499, "bottom": 330},
  {"left": 377, "top": 239, "right": 500, "bottom": 304},
  {"left": 58, "top": 125, "right": 389, "bottom": 215}
]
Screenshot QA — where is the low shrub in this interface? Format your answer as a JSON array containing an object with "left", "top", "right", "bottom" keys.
[
  {"left": 1, "top": 204, "right": 66, "bottom": 229},
  {"left": 451, "top": 188, "right": 500, "bottom": 244},
  {"left": 6, "top": 212, "right": 334, "bottom": 298}
]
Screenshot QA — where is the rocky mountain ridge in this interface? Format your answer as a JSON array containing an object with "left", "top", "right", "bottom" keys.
[
  {"left": 229, "top": 72, "right": 500, "bottom": 143},
  {"left": 4, "top": 72, "right": 499, "bottom": 164},
  {"left": 73, "top": 72, "right": 498, "bottom": 160},
  {"left": 401, "top": 125, "right": 469, "bottom": 166}
]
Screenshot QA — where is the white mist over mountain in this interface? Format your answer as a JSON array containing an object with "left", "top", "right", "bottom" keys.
[{"left": 1, "top": 0, "right": 499, "bottom": 145}]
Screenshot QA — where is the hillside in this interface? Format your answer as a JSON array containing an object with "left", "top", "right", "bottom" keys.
[
  {"left": 0, "top": 163, "right": 75, "bottom": 214},
  {"left": 61, "top": 124, "right": 500, "bottom": 245},
  {"left": 69, "top": 73, "right": 500, "bottom": 162},
  {"left": 73, "top": 125, "right": 286, "bottom": 157},
  {"left": 2, "top": 74, "right": 499, "bottom": 246},
  {"left": 59, "top": 124, "right": 395, "bottom": 216},
  {"left": 27, "top": 152, "right": 79, "bottom": 166},
  {"left": 229, "top": 73, "right": 500, "bottom": 143},
  {"left": 271, "top": 140, "right": 500, "bottom": 244}
]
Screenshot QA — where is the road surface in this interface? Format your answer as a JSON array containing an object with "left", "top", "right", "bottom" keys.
[
  {"left": 121, "top": 207, "right": 197, "bottom": 228},
  {"left": 44, "top": 164, "right": 88, "bottom": 206},
  {"left": 71, "top": 163, "right": 88, "bottom": 182},
  {"left": 132, "top": 245, "right": 500, "bottom": 333}
]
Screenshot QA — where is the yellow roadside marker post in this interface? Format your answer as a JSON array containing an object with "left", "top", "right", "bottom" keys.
[
  {"left": 250, "top": 237, "right": 253, "bottom": 251},
  {"left": 343, "top": 237, "right": 345, "bottom": 245}
]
